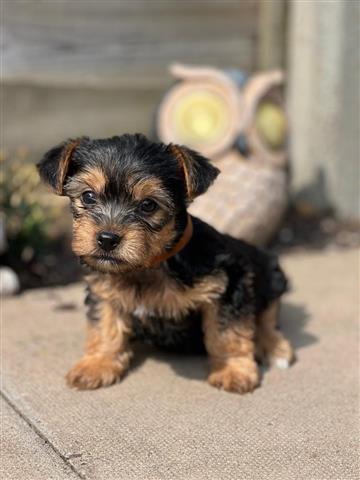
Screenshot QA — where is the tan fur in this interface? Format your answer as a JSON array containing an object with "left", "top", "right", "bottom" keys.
[
  {"left": 202, "top": 303, "right": 260, "bottom": 393},
  {"left": 168, "top": 144, "right": 195, "bottom": 200},
  {"left": 256, "top": 300, "right": 294, "bottom": 366},
  {"left": 149, "top": 215, "right": 193, "bottom": 267},
  {"left": 130, "top": 177, "right": 165, "bottom": 201},
  {"left": 72, "top": 215, "right": 176, "bottom": 273},
  {"left": 77, "top": 167, "right": 106, "bottom": 194},
  {"left": 69, "top": 174, "right": 179, "bottom": 273},
  {"left": 66, "top": 302, "right": 132, "bottom": 390},
  {"left": 72, "top": 217, "right": 99, "bottom": 257},
  {"left": 141, "top": 218, "right": 177, "bottom": 267},
  {"left": 67, "top": 270, "right": 227, "bottom": 390},
  {"left": 56, "top": 138, "right": 83, "bottom": 194},
  {"left": 88, "top": 269, "right": 228, "bottom": 320},
  {"left": 208, "top": 357, "right": 260, "bottom": 394},
  {"left": 40, "top": 137, "right": 293, "bottom": 394}
]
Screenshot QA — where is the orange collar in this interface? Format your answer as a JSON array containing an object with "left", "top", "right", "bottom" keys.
[{"left": 150, "top": 215, "right": 193, "bottom": 267}]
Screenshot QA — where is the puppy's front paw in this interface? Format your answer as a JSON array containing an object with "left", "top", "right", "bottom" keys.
[
  {"left": 208, "top": 358, "right": 259, "bottom": 394},
  {"left": 66, "top": 355, "right": 127, "bottom": 390}
]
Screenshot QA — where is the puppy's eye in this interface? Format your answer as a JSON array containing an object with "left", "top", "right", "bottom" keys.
[
  {"left": 139, "top": 198, "right": 158, "bottom": 214},
  {"left": 82, "top": 191, "right": 97, "bottom": 205}
]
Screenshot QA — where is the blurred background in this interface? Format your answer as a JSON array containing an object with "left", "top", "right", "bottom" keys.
[{"left": 1, "top": 0, "right": 359, "bottom": 292}]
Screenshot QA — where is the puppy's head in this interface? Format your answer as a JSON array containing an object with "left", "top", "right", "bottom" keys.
[{"left": 37, "top": 134, "right": 219, "bottom": 273}]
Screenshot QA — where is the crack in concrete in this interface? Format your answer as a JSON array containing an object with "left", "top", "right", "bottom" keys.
[{"left": 1, "top": 390, "right": 86, "bottom": 479}]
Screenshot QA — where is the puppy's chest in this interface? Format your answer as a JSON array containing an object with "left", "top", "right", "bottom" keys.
[
  {"left": 132, "top": 304, "right": 161, "bottom": 321},
  {"left": 124, "top": 273, "right": 226, "bottom": 321},
  {"left": 88, "top": 270, "right": 226, "bottom": 353},
  {"left": 90, "top": 270, "right": 227, "bottom": 321}
]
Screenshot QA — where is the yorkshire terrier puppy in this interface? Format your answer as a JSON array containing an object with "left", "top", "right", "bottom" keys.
[{"left": 38, "top": 134, "right": 294, "bottom": 393}]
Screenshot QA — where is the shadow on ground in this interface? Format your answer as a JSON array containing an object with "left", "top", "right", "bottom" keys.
[
  {"left": 130, "top": 301, "right": 317, "bottom": 382},
  {"left": 280, "top": 302, "right": 316, "bottom": 349}
]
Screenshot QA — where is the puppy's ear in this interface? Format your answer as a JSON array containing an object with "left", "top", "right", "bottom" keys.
[
  {"left": 37, "top": 137, "right": 86, "bottom": 195},
  {"left": 168, "top": 144, "right": 220, "bottom": 201}
]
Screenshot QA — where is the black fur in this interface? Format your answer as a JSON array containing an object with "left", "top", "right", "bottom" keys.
[
  {"left": 140, "top": 216, "right": 288, "bottom": 351},
  {"left": 37, "top": 137, "right": 89, "bottom": 193},
  {"left": 175, "top": 145, "right": 220, "bottom": 199},
  {"left": 169, "top": 217, "right": 288, "bottom": 312},
  {"left": 39, "top": 134, "right": 288, "bottom": 353},
  {"left": 131, "top": 310, "right": 206, "bottom": 354},
  {"left": 37, "top": 141, "right": 68, "bottom": 191},
  {"left": 38, "top": 134, "right": 218, "bottom": 202}
]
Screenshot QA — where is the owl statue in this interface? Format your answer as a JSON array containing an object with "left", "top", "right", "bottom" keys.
[{"left": 154, "top": 63, "right": 288, "bottom": 246}]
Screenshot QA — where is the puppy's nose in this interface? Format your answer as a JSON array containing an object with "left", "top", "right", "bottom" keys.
[{"left": 97, "top": 232, "right": 121, "bottom": 252}]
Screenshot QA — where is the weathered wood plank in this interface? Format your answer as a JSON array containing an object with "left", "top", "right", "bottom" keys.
[
  {"left": 3, "top": 0, "right": 259, "bottom": 87},
  {"left": 257, "top": 0, "right": 287, "bottom": 69}
]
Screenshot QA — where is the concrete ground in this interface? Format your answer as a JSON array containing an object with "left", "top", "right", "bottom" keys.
[{"left": 1, "top": 248, "right": 359, "bottom": 480}]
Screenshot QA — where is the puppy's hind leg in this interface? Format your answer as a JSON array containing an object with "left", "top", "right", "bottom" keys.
[{"left": 256, "top": 300, "right": 295, "bottom": 369}]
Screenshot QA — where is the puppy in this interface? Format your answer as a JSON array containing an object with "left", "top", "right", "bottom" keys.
[{"left": 38, "top": 134, "right": 294, "bottom": 393}]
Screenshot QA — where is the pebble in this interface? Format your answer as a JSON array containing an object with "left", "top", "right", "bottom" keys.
[{"left": 0, "top": 267, "right": 20, "bottom": 296}]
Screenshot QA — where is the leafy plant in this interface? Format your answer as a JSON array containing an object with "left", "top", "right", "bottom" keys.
[
  {"left": 1, "top": 149, "right": 52, "bottom": 258},
  {"left": 0, "top": 149, "right": 79, "bottom": 288}
]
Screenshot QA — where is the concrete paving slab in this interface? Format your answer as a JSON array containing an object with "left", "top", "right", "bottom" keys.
[
  {"left": 1, "top": 397, "right": 78, "bottom": 480},
  {"left": 2, "top": 249, "right": 359, "bottom": 480}
]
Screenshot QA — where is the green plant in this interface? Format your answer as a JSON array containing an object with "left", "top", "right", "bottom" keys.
[
  {"left": 0, "top": 149, "right": 79, "bottom": 288},
  {"left": 0, "top": 149, "right": 55, "bottom": 260}
]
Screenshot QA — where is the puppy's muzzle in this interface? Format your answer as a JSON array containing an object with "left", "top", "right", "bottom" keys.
[{"left": 97, "top": 232, "right": 121, "bottom": 252}]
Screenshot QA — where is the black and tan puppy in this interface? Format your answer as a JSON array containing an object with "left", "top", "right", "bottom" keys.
[{"left": 38, "top": 134, "right": 294, "bottom": 393}]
